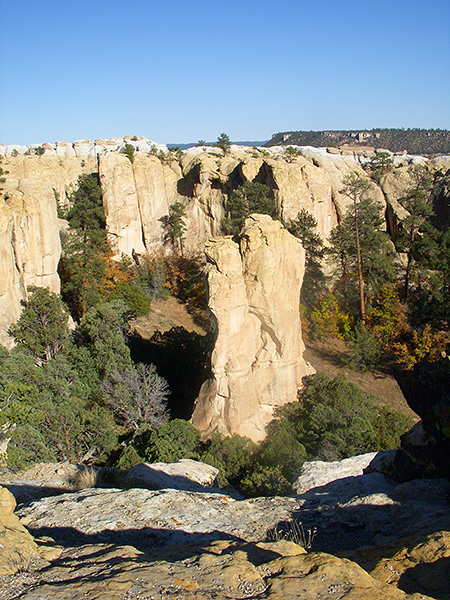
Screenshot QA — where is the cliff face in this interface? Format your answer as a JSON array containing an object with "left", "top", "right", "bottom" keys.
[
  {"left": 0, "top": 178, "right": 61, "bottom": 348},
  {"left": 1, "top": 137, "right": 448, "bottom": 348},
  {"left": 191, "top": 215, "right": 314, "bottom": 442}
]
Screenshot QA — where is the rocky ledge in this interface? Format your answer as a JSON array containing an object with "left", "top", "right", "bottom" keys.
[{"left": 1, "top": 453, "right": 450, "bottom": 599}]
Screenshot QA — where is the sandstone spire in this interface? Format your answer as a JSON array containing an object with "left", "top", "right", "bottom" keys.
[{"left": 191, "top": 214, "right": 314, "bottom": 442}]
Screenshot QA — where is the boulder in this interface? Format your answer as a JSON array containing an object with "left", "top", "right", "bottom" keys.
[
  {"left": 0, "top": 539, "right": 431, "bottom": 599},
  {"left": 120, "top": 459, "right": 219, "bottom": 491},
  {"left": 347, "top": 530, "right": 450, "bottom": 600},
  {"left": 292, "top": 452, "right": 378, "bottom": 495},
  {"left": 0, "top": 485, "right": 37, "bottom": 576},
  {"left": 191, "top": 215, "right": 314, "bottom": 441}
]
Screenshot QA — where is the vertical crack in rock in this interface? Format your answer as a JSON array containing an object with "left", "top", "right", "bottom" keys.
[
  {"left": 132, "top": 161, "right": 148, "bottom": 251},
  {"left": 191, "top": 214, "right": 314, "bottom": 442}
]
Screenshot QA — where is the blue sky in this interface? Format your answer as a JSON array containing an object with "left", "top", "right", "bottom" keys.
[{"left": 1, "top": 0, "right": 449, "bottom": 145}]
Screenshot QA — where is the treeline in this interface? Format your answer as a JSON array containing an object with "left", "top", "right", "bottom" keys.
[
  {"left": 267, "top": 129, "right": 450, "bottom": 155},
  {"left": 296, "top": 157, "right": 450, "bottom": 373}
]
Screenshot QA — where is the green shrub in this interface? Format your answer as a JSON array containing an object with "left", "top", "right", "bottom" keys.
[
  {"left": 116, "top": 445, "right": 143, "bottom": 470},
  {"left": 258, "top": 373, "right": 414, "bottom": 475},
  {"left": 0, "top": 353, "right": 118, "bottom": 469},
  {"left": 121, "top": 143, "right": 135, "bottom": 163},
  {"left": 109, "top": 282, "right": 151, "bottom": 317},
  {"left": 201, "top": 433, "right": 256, "bottom": 487},
  {"left": 144, "top": 419, "right": 202, "bottom": 463},
  {"left": 257, "top": 423, "right": 307, "bottom": 481},
  {"left": 240, "top": 466, "right": 291, "bottom": 497},
  {"left": 345, "top": 322, "right": 382, "bottom": 371},
  {"left": 222, "top": 181, "right": 277, "bottom": 238}
]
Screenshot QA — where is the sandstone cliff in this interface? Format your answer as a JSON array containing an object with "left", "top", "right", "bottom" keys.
[
  {"left": 1, "top": 137, "right": 449, "bottom": 348},
  {"left": 191, "top": 215, "right": 314, "bottom": 442},
  {"left": 0, "top": 178, "right": 61, "bottom": 348}
]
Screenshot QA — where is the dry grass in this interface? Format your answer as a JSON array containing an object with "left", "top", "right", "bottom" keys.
[
  {"left": 66, "top": 466, "right": 122, "bottom": 491},
  {"left": 267, "top": 520, "right": 317, "bottom": 550}
]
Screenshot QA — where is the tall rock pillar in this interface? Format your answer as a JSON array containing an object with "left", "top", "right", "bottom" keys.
[{"left": 191, "top": 214, "right": 314, "bottom": 442}]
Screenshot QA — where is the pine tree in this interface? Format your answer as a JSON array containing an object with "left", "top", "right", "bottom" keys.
[
  {"left": 330, "top": 173, "right": 395, "bottom": 323},
  {"left": 288, "top": 209, "right": 325, "bottom": 307},
  {"left": 8, "top": 286, "right": 70, "bottom": 362},
  {"left": 397, "top": 165, "right": 434, "bottom": 298}
]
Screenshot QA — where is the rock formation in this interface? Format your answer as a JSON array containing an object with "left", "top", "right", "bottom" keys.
[
  {"left": 0, "top": 485, "right": 37, "bottom": 576},
  {"left": 0, "top": 178, "right": 61, "bottom": 348},
  {"left": 3, "top": 454, "right": 449, "bottom": 598},
  {"left": 1, "top": 137, "right": 449, "bottom": 346},
  {"left": 391, "top": 356, "right": 450, "bottom": 481},
  {"left": 191, "top": 215, "right": 314, "bottom": 441}
]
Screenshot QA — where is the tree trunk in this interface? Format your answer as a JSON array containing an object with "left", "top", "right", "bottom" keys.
[
  {"left": 355, "top": 211, "right": 366, "bottom": 324},
  {"left": 404, "top": 253, "right": 412, "bottom": 299}
]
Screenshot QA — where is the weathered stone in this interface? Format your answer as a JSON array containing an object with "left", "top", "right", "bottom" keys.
[
  {"left": 393, "top": 356, "right": 450, "bottom": 481},
  {"left": 14, "top": 460, "right": 450, "bottom": 558},
  {"left": 0, "top": 486, "right": 37, "bottom": 576},
  {"left": 0, "top": 539, "right": 432, "bottom": 599},
  {"left": 292, "top": 452, "right": 378, "bottom": 495},
  {"left": 1, "top": 141, "right": 449, "bottom": 352},
  {"left": 346, "top": 530, "right": 450, "bottom": 600},
  {"left": 192, "top": 215, "right": 313, "bottom": 441},
  {"left": 0, "top": 178, "right": 61, "bottom": 348},
  {"left": 120, "top": 459, "right": 219, "bottom": 491},
  {"left": 16, "top": 487, "right": 298, "bottom": 548}
]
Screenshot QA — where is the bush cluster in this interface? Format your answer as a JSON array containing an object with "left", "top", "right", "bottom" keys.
[{"left": 113, "top": 373, "right": 413, "bottom": 497}]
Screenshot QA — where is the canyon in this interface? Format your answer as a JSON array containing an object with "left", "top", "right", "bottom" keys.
[
  {"left": 1, "top": 138, "right": 449, "bottom": 440},
  {"left": 2, "top": 136, "right": 444, "bottom": 352}
]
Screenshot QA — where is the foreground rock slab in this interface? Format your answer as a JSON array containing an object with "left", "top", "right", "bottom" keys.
[
  {"left": 0, "top": 486, "right": 37, "bottom": 576},
  {"left": 0, "top": 540, "right": 432, "bottom": 600},
  {"left": 14, "top": 473, "right": 450, "bottom": 556}
]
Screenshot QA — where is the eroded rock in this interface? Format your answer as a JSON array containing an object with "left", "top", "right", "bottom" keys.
[
  {"left": 0, "top": 541, "right": 431, "bottom": 600},
  {"left": 0, "top": 486, "right": 37, "bottom": 576},
  {"left": 292, "top": 452, "right": 378, "bottom": 495},
  {"left": 192, "top": 214, "right": 313, "bottom": 441},
  {"left": 119, "top": 459, "right": 219, "bottom": 491},
  {"left": 0, "top": 179, "right": 61, "bottom": 348}
]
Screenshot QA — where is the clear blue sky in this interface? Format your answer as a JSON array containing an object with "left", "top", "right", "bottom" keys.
[{"left": 1, "top": 0, "right": 449, "bottom": 145}]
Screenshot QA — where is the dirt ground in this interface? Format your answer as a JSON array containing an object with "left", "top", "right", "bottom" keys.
[
  {"left": 304, "top": 338, "right": 418, "bottom": 420},
  {"left": 129, "top": 296, "right": 209, "bottom": 339},
  {"left": 130, "top": 298, "right": 417, "bottom": 421}
]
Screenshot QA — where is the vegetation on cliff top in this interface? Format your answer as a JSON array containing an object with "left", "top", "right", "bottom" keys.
[{"left": 267, "top": 128, "right": 450, "bottom": 155}]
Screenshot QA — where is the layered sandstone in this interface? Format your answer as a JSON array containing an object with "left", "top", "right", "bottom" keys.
[
  {"left": 1, "top": 138, "right": 449, "bottom": 348},
  {"left": 0, "top": 486, "right": 37, "bottom": 576},
  {"left": 191, "top": 215, "right": 313, "bottom": 442},
  {"left": 0, "top": 179, "right": 61, "bottom": 348}
]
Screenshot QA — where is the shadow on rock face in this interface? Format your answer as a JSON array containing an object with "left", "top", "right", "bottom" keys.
[{"left": 394, "top": 356, "right": 450, "bottom": 481}]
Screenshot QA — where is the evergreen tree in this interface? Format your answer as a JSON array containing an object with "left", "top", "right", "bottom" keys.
[
  {"left": 288, "top": 209, "right": 325, "bottom": 308},
  {"left": 367, "top": 150, "right": 394, "bottom": 183},
  {"left": 329, "top": 172, "right": 395, "bottom": 322},
  {"left": 8, "top": 286, "right": 70, "bottom": 362},
  {"left": 222, "top": 181, "right": 277, "bottom": 238},
  {"left": 59, "top": 173, "right": 109, "bottom": 319},
  {"left": 159, "top": 201, "right": 187, "bottom": 256},
  {"left": 397, "top": 165, "right": 435, "bottom": 298},
  {"left": 215, "top": 133, "right": 231, "bottom": 155}
]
